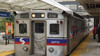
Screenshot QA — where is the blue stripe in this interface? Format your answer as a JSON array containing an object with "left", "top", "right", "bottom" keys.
[
  {"left": 47, "top": 39, "right": 67, "bottom": 43},
  {"left": 14, "top": 38, "right": 29, "bottom": 42}
]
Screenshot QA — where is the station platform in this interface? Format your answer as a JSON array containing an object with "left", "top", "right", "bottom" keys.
[
  {"left": 0, "top": 34, "right": 14, "bottom": 56},
  {"left": 70, "top": 32, "right": 100, "bottom": 56}
]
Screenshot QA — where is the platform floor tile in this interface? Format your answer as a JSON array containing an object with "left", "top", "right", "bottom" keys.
[{"left": 70, "top": 32, "right": 98, "bottom": 56}]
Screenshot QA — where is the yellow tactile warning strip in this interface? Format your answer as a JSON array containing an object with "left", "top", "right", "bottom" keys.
[
  {"left": 0, "top": 50, "right": 14, "bottom": 56},
  {"left": 70, "top": 33, "right": 92, "bottom": 56}
]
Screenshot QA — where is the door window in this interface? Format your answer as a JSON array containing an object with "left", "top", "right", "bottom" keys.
[
  {"left": 19, "top": 24, "right": 27, "bottom": 34},
  {"left": 35, "top": 23, "right": 44, "bottom": 33}
]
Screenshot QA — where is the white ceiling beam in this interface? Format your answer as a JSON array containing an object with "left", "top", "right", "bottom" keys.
[
  {"left": 33, "top": 4, "right": 53, "bottom": 9},
  {"left": 20, "top": 0, "right": 40, "bottom": 7},
  {"left": 6, "top": 0, "right": 26, "bottom": 4},
  {"left": 0, "top": 2, "right": 10, "bottom": 8},
  {"left": 22, "top": 1, "right": 44, "bottom": 8},
  {"left": 0, "top": 0, "right": 6, "bottom": 3},
  {"left": 11, "top": 0, "right": 34, "bottom": 6},
  {"left": 0, "top": 2, "right": 30, "bottom": 11}
]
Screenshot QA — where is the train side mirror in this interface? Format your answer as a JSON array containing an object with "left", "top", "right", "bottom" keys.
[{"left": 13, "top": 11, "right": 17, "bottom": 16}]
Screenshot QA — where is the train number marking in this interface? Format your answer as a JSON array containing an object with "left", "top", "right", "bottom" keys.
[{"left": 51, "top": 41, "right": 60, "bottom": 43}]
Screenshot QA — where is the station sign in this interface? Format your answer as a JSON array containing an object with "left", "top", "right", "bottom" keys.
[{"left": 0, "top": 11, "right": 10, "bottom": 17}]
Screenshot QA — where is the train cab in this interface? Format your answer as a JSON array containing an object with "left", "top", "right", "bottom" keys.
[
  {"left": 14, "top": 10, "right": 67, "bottom": 56},
  {"left": 14, "top": 10, "right": 89, "bottom": 56}
]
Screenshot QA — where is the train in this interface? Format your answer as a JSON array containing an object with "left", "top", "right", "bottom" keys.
[{"left": 14, "top": 10, "right": 89, "bottom": 56}]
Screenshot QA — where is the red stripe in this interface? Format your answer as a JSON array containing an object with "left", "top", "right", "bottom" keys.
[
  {"left": 14, "top": 42, "right": 22, "bottom": 44},
  {"left": 25, "top": 42, "right": 29, "bottom": 44},
  {"left": 14, "top": 42, "right": 29, "bottom": 44},
  {"left": 47, "top": 43, "right": 67, "bottom": 46}
]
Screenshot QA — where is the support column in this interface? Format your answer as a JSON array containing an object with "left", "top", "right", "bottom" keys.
[
  {"left": 99, "top": 16, "right": 100, "bottom": 24},
  {"left": 94, "top": 16, "right": 99, "bottom": 26}
]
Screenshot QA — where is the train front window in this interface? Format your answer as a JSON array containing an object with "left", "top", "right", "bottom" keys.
[
  {"left": 35, "top": 23, "right": 44, "bottom": 33},
  {"left": 50, "top": 24, "right": 59, "bottom": 34},
  {"left": 19, "top": 24, "right": 27, "bottom": 34}
]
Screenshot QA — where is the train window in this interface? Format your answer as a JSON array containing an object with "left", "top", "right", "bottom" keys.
[
  {"left": 20, "top": 13, "right": 29, "bottom": 18},
  {"left": 19, "top": 24, "right": 27, "bottom": 34},
  {"left": 50, "top": 24, "right": 59, "bottom": 34},
  {"left": 35, "top": 23, "right": 44, "bottom": 33},
  {"left": 47, "top": 13, "right": 58, "bottom": 18}
]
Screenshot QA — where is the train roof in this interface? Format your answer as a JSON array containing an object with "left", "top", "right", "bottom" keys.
[{"left": 73, "top": 12, "right": 84, "bottom": 19}]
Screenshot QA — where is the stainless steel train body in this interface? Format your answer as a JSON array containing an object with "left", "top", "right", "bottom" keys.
[{"left": 14, "top": 10, "right": 89, "bottom": 56}]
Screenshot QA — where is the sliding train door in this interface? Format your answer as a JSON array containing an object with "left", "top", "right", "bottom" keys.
[
  {"left": 67, "top": 19, "right": 70, "bottom": 55},
  {"left": 67, "top": 16, "right": 73, "bottom": 54},
  {"left": 32, "top": 21, "right": 46, "bottom": 55}
]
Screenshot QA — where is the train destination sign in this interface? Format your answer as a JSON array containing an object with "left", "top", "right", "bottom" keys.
[
  {"left": 20, "top": 13, "right": 29, "bottom": 18},
  {"left": 47, "top": 13, "right": 58, "bottom": 18},
  {"left": 0, "top": 11, "right": 10, "bottom": 17}
]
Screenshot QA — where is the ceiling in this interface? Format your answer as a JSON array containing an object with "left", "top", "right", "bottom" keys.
[
  {"left": 76, "top": 0, "right": 100, "bottom": 16},
  {"left": 0, "top": 0, "right": 55, "bottom": 11},
  {"left": 0, "top": 0, "right": 72, "bottom": 13},
  {"left": 1, "top": 0, "right": 96, "bottom": 17}
]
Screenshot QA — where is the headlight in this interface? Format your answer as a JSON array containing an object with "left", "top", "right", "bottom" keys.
[
  {"left": 49, "top": 47, "right": 54, "bottom": 52},
  {"left": 32, "top": 14, "right": 35, "bottom": 18},
  {"left": 41, "top": 14, "right": 45, "bottom": 18},
  {"left": 23, "top": 46, "right": 28, "bottom": 51}
]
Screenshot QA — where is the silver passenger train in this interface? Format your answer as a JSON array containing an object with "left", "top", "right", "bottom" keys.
[{"left": 14, "top": 10, "right": 89, "bottom": 56}]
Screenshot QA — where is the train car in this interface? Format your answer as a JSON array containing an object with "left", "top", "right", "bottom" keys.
[{"left": 14, "top": 10, "right": 89, "bottom": 56}]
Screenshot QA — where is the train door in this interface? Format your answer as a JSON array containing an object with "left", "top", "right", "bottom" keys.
[
  {"left": 67, "top": 19, "right": 70, "bottom": 54},
  {"left": 32, "top": 21, "right": 46, "bottom": 55},
  {"left": 67, "top": 17, "right": 72, "bottom": 54}
]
